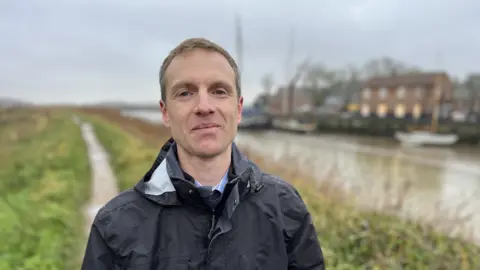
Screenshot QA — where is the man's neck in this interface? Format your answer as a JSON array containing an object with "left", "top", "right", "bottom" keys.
[{"left": 177, "top": 145, "right": 231, "bottom": 187}]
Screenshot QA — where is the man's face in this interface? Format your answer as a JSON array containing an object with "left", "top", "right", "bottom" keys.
[{"left": 160, "top": 49, "right": 243, "bottom": 159}]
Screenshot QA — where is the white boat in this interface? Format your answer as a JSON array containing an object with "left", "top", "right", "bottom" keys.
[{"left": 394, "top": 131, "right": 459, "bottom": 146}]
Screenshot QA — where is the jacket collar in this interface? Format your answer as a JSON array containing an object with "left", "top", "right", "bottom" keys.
[{"left": 134, "top": 137, "right": 255, "bottom": 207}]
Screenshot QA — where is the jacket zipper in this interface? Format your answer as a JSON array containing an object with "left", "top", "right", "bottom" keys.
[
  {"left": 207, "top": 209, "right": 216, "bottom": 240},
  {"left": 205, "top": 168, "right": 253, "bottom": 264},
  {"left": 206, "top": 209, "right": 216, "bottom": 264}
]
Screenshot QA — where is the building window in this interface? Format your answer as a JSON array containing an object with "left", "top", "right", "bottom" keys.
[
  {"left": 395, "top": 104, "right": 406, "bottom": 118},
  {"left": 362, "top": 88, "right": 371, "bottom": 100},
  {"left": 413, "top": 104, "right": 422, "bottom": 119},
  {"left": 415, "top": 87, "right": 424, "bottom": 99},
  {"left": 360, "top": 104, "right": 370, "bottom": 117},
  {"left": 379, "top": 87, "right": 388, "bottom": 100},
  {"left": 347, "top": 104, "right": 359, "bottom": 112},
  {"left": 397, "top": 86, "right": 406, "bottom": 99},
  {"left": 376, "top": 103, "right": 388, "bottom": 118}
]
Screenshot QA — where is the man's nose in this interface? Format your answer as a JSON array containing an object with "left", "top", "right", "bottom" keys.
[{"left": 194, "top": 89, "right": 214, "bottom": 115}]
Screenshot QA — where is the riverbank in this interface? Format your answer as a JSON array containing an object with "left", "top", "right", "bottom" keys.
[
  {"left": 79, "top": 107, "right": 480, "bottom": 269},
  {"left": 0, "top": 108, "right": 90, "bottom": 269}
]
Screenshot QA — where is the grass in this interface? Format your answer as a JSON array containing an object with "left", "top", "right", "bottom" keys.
[
  {"left": 80, "top": 107, "right": 480, "bottom": 269},
  {"left": 0, "top": 107, "right": 90, "bottom": 270}
]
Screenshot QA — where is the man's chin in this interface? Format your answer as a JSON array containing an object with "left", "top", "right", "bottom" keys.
[{"left": 193, "top": 144, "right": 226, "bottom": 159}]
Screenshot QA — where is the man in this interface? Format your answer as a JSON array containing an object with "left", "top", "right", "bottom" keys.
[{"left": 82, "top": 37, "right": 325, "bottom": 269}]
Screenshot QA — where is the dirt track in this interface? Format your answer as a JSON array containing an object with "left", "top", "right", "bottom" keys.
[{"left": 73, "top": 115, "right": 120, "bottom": 251}]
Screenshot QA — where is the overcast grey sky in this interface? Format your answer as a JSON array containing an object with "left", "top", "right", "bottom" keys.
[{"left": 0, "top": 0, "right": 478, "bottom": 105}]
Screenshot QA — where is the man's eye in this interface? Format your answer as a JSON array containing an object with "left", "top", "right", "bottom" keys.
[
  {"left": 178, "top": 91, "right": 192, "bottom": 97},
  {"left": 213, "top": 88, "right": 228, "bottom": 95}
]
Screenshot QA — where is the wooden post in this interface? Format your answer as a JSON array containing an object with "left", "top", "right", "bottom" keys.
[{"left": 431, "top": 76, "right": 443, "bottom": 133}]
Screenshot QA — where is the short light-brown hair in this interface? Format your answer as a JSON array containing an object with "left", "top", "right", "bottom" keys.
[{"left": 159, "top": 37, "right": 241, "bottom": 103}]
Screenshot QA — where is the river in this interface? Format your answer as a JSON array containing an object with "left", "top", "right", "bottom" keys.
[{"left": 123, "top": 109, "right": 480, "bottom": 243}]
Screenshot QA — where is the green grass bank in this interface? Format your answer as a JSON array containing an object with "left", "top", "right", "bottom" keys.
[{"left": 0, "top": 108, "right": 90, "bottom": 270}]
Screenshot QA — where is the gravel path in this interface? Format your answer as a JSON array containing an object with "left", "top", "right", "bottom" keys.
[
  {"left": 74, "top": 116, "right": 119, "bottom": 251},
  {"left": 81, "top": 121, "right": 119, "bottom": 232}
]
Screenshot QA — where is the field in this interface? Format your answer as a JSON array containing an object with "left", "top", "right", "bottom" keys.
[
  {"left": 0, "top": 108, "right": 90, "bottom": 270},
  {"left": 80, "top": 108, "right": 480, "bottom": 269}
]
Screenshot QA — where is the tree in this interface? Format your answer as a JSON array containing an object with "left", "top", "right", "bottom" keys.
[{"left": 360, "top": 57, "right": 420, "bottom": 78}]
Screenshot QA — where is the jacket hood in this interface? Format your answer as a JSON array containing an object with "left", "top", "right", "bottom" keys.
[{"left": 134, "top": 137, "right": 256, "bottom": 206}]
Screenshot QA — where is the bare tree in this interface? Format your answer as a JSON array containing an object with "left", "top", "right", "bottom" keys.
[
  {"left": 360, "top": 57, "right": 420, "bottom": 78},
  {"left": 302, "top": 64, "right": 327, "bottom": 89}
]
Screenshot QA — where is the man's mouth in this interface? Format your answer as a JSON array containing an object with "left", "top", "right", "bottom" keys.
[{"left": 192, "top": 123, "right": 220, "bottom": 131}]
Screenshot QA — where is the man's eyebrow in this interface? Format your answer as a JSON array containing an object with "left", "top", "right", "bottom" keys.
[
  {"left": 210, "top": 81, "right": 233, "bottom": 91},
  {"left": 171, "top": 81, "right": 194, "bottom": 92}
]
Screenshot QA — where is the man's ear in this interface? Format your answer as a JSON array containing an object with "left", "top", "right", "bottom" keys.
[
  {"left": 159, "top": 100, "right": 170, "bottom": 127},
  {"left": 236, "top": 96, "right": 243, "bottom": 124}
]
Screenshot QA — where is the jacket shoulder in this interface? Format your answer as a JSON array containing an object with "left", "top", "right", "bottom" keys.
[
  {"left": 255, "top": 170, "right": 310, "bottom": 217},
  {"left": 86, "top": 189, "right": 162, "bottom": 261},
  {"left": 92, "top": 189, "right": 152, "bottom": 229},
  {"left": 257, "top": 170, "right": 302, "bottom": 199}
]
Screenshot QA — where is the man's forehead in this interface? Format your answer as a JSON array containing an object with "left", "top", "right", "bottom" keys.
[
  {"left": 167, "top": 50, "right": 233, "bottom": 71},
  {"left": 165, "top": 50, "right": 235, "bottom": 86}
]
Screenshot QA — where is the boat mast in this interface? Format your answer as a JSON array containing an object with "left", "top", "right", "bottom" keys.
[
  {"left": 431, "top": 51, "right": 444, "bottom": 133},
  {"left": 284, "top": 27, "right": 295, "bottom": 116},
  {"left": 234, "top": 12, "right": 243, "bottom": 87}
]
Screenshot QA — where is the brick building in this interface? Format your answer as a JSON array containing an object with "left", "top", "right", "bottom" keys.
[{"left": 358, "top": 72, "right": 453, "bottom": 121}]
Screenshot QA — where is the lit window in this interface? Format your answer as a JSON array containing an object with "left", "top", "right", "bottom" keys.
[
  {"left": 395, "top": 104, "right": 406, "bottom": 118},
  {"left": 397, "top": 86, "right": 406, "bottom": 99},
  {"left": 363, "top": 88, "right": 371, "bottom": 99},
  {"left": 377, "top": 103, "right": 388, "bottom": 118},
  {"left": 379, "top": 87, "right": 388, "bottom": 100},
  {"left": 360, "top": 104, "right": 370, "bottom": 117},
  {"left": 412, "top": 104, "right": 422, "bottom": 119}
]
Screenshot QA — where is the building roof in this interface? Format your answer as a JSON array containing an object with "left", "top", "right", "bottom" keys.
[{"left": 362, "top": 72, "right": 448, "bottom": 88}]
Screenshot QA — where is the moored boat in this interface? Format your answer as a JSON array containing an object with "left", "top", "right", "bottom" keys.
[{"left": 395, "top": 131, "right": 459, "bottom": 146}]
